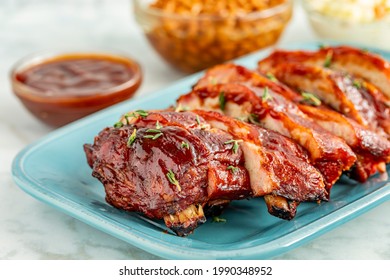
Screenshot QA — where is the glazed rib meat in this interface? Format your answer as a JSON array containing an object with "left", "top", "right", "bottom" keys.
[
  {"left": 179, "top": 64, "right": 358, "bottom": 219},
  {"left": 181, "top": 64, "right": 356, "bottom": 191},
  {"left": 193, "top": 109, "right": 326, "bottom": 201},
  {"left": 258, "top": 62, "right": 390, "bottom": 137},
  {"left": 85, "top": 111, "right": 253, "bottom": 236},
  {"left": 257, "top": 45, "right": 390, "bottom": 99},
  {"left": 85, "top": 109, "right": 327, "bottom": 234},
  {"left": 253, "top": 62, "right": 390, "bottom": 182},
  {"left": 193, "top": 109, "right": 327, "bottom": 220}
]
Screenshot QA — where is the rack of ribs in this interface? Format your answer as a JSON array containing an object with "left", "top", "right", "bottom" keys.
[
  {"left": 84, "top": 110, "right": 326, "bottom": 235},
  {"left": 180, "top": 64, "right": 357, "bottom": 191},
  {"left": 84, "top": 46, "right": 390, "bottom": 236},
  {"left": 258, "top": 62, "right": 390, "bottom": 137},
  {"left": 257, "top": 49, "right": 390, "bottom": 181}
]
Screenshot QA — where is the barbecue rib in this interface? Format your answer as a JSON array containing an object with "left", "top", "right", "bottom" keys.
[
  {"left": 194, "top": 109, "right": 327, "bottom": 220},
  {"left": 181, "top": 64, "right": 357, "bottom": 191},
  {"left": 85, "top": 111, "right": 251, "bottom": 236},
  {"left": 84, "top": 110, "right": 326, "bottom": 234},
  {"left": 254, "top": 62, "right": 390, "bottom": 181},
  {"left": 257, "top": 62, "right": 390, "bottom": 137},
  {"left": 257, "top": 45, "right": 390, "bottom": 99}
]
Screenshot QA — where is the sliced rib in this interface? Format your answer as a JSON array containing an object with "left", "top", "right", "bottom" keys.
[
  {"left": 84, "top": 111, "right": 253, "bottom": 236},
  {"left": 258, "top": 62, "right": 390, "bottom": 137},
  {"left": 183, "top": 64, "right": 357, "bottom": 191},
  {"left": 253, "top": 63, "right": 390, "bottom": 182},
  {"left": 257, "top": 45, "right": 390, "bottom": 99},
  {"left": 192, "top": 109, "right": 327, "bottom": 202}
]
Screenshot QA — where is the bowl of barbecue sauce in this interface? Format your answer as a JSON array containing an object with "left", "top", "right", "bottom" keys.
[{"left": 11, "top": 51, "right": 142, "bottom": 127}]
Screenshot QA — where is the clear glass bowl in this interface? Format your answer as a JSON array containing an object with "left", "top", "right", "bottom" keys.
[
  {"left": 134, "top": 0, "right": 293, "bottom": 73},
  {"left": 303, "top": 0, "right": 390, "bottom": 51}
]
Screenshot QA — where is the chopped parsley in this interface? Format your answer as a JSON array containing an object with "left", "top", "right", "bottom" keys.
[
  {"left": 318, "top": 43, "right": 329, "bottom": 50},
  {"left": 181, "top": 141, "right": 190, "bottom": 149},
  {"left": 144, "top": 133, "right": 163, "bottom": 140},
  {"left": 212, "top": 216, "right": 227, "bottom": 223},
  {"left": 146, "top": 128, "right": 161, "bottom": 133},
  {"left": 266, "top": 72, "right": 278, "bottom": 82},
  {"left": 301, "top": 92, "right": 322, "bottom": 106},
  {"left": 166, "top": 170, "right": 181, "bottom": 192},
  {"left": 224, "top": 139, "right": 243, "bottom": 154},
  {"left": 175, "top": 103, "right": 189, "bottom": 112},
  {"left": 227, "top": 165, "right": 239, "bottom": 174},
  {"left": 124, "top": 110, "right": 149, "bottom": 124},
  {"left": 144, "top": 128, "right": 163, "bottom": 140},
  {"left": 324, "top": 50, "right": 333, "bottom": 68},
  {"left": 155, "top": 121, "right": 163, "bottom": 129},
  {"left": 133, "top": 110, "right": 148, "bottom": 117},
  {"left": 262, "top": 87, "right": 272, "bottom": 101},
  {"left": 123, "top": 113, "right": 131, "bottom": 125},
  {"left": 219, "top": 91, "right": 226, "bottom": 111},
  {"left": 127, "top": 129, "right": 137, "bottom": 147},
  {"left": 196, "top": 115, "right": 201, "bottom": 125},
  {"left": 352, "top": 80, "right": 363, "bottom": 89},
  {"left": 248, "top": 113, "right": 261, "bottom": 125},
  {"left": 113, "top": 121, "right": 124, "bottom": 128}
]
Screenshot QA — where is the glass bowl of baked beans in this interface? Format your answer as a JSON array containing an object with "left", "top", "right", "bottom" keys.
[{"left": 134, "top": 0, "right": 293, "bottom": 73}]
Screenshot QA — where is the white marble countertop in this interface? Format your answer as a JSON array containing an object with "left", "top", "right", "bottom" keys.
[{"left": 1, "top": 0, "right": 389, "bottom": 260}]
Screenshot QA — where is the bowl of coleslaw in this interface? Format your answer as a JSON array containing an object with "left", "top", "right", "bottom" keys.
[{"left": 303, "top": 0, "right": 390, "bottom": 50}]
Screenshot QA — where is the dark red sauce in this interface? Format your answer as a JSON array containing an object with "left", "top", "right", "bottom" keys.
[
  {"left": 12, "top": 53, "right": 142, "bottom": 127},
  {"left": 16, "top": 58, "right": 135, "bottom": 96}
]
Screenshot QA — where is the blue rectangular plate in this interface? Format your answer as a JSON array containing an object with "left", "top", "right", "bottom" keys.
[{"left": 12, "top": 42, "right": 390, "bottom": 259}]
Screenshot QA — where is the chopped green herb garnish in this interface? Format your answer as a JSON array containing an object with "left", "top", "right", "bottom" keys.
[
  {"left": 113, "top": 121, "right": 124, "bottom": 128},
  {"left": 248, "top": 113, "right": 260, "bottom": 125},
  {"left": 219, "top": 91, "right": 226, "bottom": 111},
  {"left": 143, "top": 132, "right": 162, "bottom": 140},
  {"left": 318, "top": 43, "right": 329, "bottom": 50},
  {"left": 324, "top": 50, "right": 333, "bottom": 68},
  {"left": 262, "top": 87, "right": 272, "bottom": 101},
  {"left": 146, "top": 128, "right": 161, "bottom": 133},
  {"left": 266, "top": 72, "right": 278, "bottom": 82},
  {"left": 175, "top": 103, "right": 189, "bottom": 112},
  {"left": 196, "top": 115, "right": 201, "bottom": 125},
  {"left": 135, "top": 110, "right": 148, "bottom": 117},
  {"left": 212, "top": 216, "right": 227, "bottom": 223},
  {"left": 127, "top": 129, "right": 137, "bottom": 147},
  {"left": 152, "top": 133, "right": 163, "bottom": 140},
  {"left": 224, "top": 139, "right": 243, "bottom": 154},
  {"left": 301, "top": 92, "right": 322, "bottom": 106},
  {"left": 166, "top": 170, "right": 181, "bottom": 192},
  {"left": 144, "top": 128, "right": 163, "bottom": 140},
  {"left": 156, "top": 121, "right": 163, "bottom": 129},
  {"left": 181, "top": 141, "right": 190, "bottom": 149},
  {"left": 227, "top": 165, "right": 239, "bottom": 174},
  {"left": 353, "top": 80, "right": 362, "bottom": 89},
  {"left": 123, "top": 113, "right": 131, "bottom": 125},
  {"left": 130, "top": 110, "right": 149, "bottom": 118}
]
